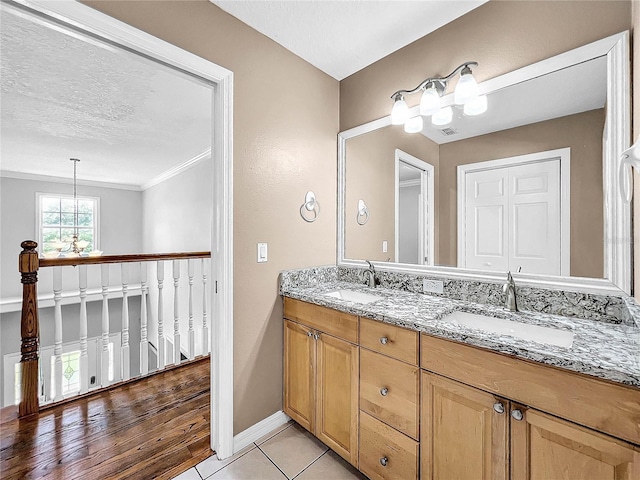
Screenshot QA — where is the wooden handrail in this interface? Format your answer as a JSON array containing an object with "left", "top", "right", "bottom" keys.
[
  {"left": 39, "top": 251, "right": 211, "bottom": 268},
  {"left": 17, "top": 240, "right": 212, "bottom": 418},
  {"left": 18, "top": 241, "right": 40, "bottom": 417}
]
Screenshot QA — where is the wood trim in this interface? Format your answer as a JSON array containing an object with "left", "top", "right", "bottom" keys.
[
  {"left": 284, "top": 298, "right": 358, "bottom": 344},
  {"left": 39, "top": 251, "right": 211, "bottom": 267},
  {"left": 421, "top": 334, "right": 640, "bottom": 445}
]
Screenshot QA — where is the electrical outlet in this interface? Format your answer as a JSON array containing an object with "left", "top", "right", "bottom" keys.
[{"left": 423, "top": 278, "right": 444, "bottom": 294}]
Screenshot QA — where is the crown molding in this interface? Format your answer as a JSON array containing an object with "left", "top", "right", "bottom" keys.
[{"left": 141, "top": 149, "right": 211, "bottom": 191}]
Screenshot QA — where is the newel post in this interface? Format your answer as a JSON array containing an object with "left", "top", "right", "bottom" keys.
[{"left": 18, "top": 240, "right": 40, "bottom": 417}]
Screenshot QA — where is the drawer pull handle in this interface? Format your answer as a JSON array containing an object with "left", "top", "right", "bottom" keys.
[
  {"left": 380, "top": 337, "right": 388, "bottom": 345},
  {"left": 493, "top": 402, "right": 505, "bottom": 414},
  {"left": 380, "top": 387, "right": 389, "bottom": 396},
  {"left": 379, "top": 456, "right": 388, "bottom": 467},
  {"left": 511, "top": 409, "right": 524, "bottom": 421}
]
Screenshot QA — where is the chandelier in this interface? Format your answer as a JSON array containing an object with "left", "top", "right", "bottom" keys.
[{"left": 52, "top": 158, "right": 90, "bottom": 255}]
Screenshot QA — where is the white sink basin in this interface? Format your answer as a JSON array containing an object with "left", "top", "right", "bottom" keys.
[
  {"left": 324, "top": 289, "right": 382, "bottom": 304},
  {"left": 441, "top": 311, "right": 574, "bottom": 348}
]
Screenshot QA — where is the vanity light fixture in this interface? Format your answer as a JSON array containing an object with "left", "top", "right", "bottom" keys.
[
  {"left": 390, "top": 61, "right": 485, "bottom": 129},
  {"left": 404, "top": 115, "right": 424, "bottom": 134}
]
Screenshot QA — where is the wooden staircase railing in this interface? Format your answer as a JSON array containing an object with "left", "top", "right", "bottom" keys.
[{"left": 17, "top": 240, "right": 211, "bottom": 417}]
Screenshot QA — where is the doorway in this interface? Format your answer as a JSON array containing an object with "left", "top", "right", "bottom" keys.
[{"left": 395, "top": 149, "right": 435, "bottom": 265}]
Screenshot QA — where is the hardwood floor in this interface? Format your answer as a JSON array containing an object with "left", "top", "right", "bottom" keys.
[{"left": 0, "top": 357, "right": 212, "bottom": 480}]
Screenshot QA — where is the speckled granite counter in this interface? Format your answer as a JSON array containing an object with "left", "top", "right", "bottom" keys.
[{"left": 280, "top": 275, "right": 640, "bottom": 388}]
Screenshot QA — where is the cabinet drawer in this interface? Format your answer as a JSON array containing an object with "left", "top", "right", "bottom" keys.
[
  {"left": 359, "top": 411, "right": 419, "bottom": 480},
  {"left": 360, "top": 317, "right": 418, "bottom": 365},
  {"left": 360, "top": 348, "right": 419, "bottom": 440},
  {"left": 284, "top": 297, "right": 358, "bottom": 343},
  {"left": 422, "top": 334, "right": 640, "bottom": 445}
]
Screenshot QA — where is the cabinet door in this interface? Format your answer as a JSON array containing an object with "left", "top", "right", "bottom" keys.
[
  {"left": 421, "top": 372, "right": 508, "bottom": 480},
  {"left": 283, "top": 320, "right": 315, "bottom": 432},
  {"left": 316, "top": 332, "right": 359, "bottom": 466},
  {"left": 511, "top": 407, "right": 640, "bottom": 480}
]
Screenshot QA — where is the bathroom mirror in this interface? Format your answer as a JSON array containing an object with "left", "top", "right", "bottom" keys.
[{"left": 338, "top": 32, "right": 631, "bottom": 294}]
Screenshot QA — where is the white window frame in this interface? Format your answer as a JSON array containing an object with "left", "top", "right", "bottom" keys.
[{"left": 36, "top": 192, "right": 101, "bottom": 253}]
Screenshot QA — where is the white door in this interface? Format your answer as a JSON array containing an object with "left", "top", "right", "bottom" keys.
[{"left": 462, "top": 159, "right": 563, "bottom": 275}]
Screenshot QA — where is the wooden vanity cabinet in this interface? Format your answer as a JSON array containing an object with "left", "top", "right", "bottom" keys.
[
  {"left": 421, "top": 335, "right": 640, "bottom": 480},
  {"left": 283, "top": 299, "right": 359, "bottom": 466}
]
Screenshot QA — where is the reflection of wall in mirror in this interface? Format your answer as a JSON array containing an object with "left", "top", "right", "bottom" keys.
[
  {"left": 633, "top": 0, "right": 640, "bottom": 299},
  {"left": 345, "top": 126, "right": 438, "bottom": 262},
  {"left": 439, "top": 109, "right": 605, "bottom": 278}
]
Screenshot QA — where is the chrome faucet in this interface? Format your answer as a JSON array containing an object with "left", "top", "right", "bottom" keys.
[
  {"left": 364, "top": 260, "right": 378, "bottom": 288},
  {"left": 503, "top": 271, "right": 518, "bottom": 311}
]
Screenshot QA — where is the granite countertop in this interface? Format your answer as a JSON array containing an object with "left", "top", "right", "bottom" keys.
[{"left": 281, "top": 280, "right": 640, "bottom": 388}]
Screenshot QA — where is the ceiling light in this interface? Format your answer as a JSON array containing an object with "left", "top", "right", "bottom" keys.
[
  {"left": 404, "top": 116, "right": 424, "bottom": 134},
  {"left": 390, "top": 94, "right": 409, "bottom": 125},
  {"left": 463, "top": 95, "right": 488, "bottom": 116},
  {"left": 454, "top": 65, "right": 479, "bottom": 105},
  {"left": 432, "top": 106, "right": 453, "bottom": 126}
]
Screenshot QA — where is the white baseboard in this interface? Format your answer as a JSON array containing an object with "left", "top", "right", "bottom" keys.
[{"left": 233, "top": 410, "right": 291, "bottom": 454}]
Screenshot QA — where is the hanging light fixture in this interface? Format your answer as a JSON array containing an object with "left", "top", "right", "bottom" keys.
[
  {"left": 390, "top": 61, "right": 484, "bottom": 131},
  {"left": 53, "top": 158, "right": 90, "bottom": 256}
]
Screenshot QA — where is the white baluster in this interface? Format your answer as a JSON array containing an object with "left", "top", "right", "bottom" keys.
[
  {"left": 53, "top": 267, "right": 63, "bottom": 402},
  {"left": 140, "top": 262, "right": 149, "bottom": 376},
  {"left": 173, "top": 260, "right": 181, "bottom": 365},
  {"left": 101, "top": 264, "right": 110, "bottom": 387},
  {"left": 188, "top": 259, "right": 195, "bottom": 360},
  {"left": 157, "top": 261, "right": 166, "bottom": 370},
  {"left": 78, "top": 265, "right": 89, "bottom": 394},
  {"left": 121, "top": 263, "right": 130, "bottom": 381},
  {"left": 202, "top": 258, "right": 209, "bottom": 354}
]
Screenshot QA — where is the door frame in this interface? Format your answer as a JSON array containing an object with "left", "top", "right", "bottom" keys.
[
  {"left": 457, "top": 148, "right": 570, "bottom": 275},
  {"left": 394, "top": 149, "right": 435, "bottom": 265},
  {"left": 5, "top": 0, "right": 235, "bottom": 459}
]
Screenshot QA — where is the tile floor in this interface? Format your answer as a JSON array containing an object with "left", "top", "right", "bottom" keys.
[{"left": 173, "top": 422, "right": 368, "bottom": 480}]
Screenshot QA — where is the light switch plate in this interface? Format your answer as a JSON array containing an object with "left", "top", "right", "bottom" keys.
[
  {"left": 423, "top": 278, "right": 444, "bottom": 294},
  {"left": 382, "top": 240, "right": 388, "bottom": 253},
  {"left": 257, "top": 243, "right": 268, "bottom": 263}
]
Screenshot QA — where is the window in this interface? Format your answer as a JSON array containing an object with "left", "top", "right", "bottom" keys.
[{"left": 37, "top": 193, "right": 99, "bottom": 253}]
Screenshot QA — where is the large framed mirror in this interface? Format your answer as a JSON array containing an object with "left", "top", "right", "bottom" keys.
[{"left": 338, "top": 32, "right": 630, "bottom": 295}]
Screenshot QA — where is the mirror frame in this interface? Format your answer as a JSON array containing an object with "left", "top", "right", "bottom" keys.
[{"left": 338, "top": 31, "right": 631, "bottom": 295}]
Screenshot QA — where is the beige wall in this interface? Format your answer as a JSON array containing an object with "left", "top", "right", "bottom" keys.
[
  {"left": 341, "top": 1, "right": 631, "bottom": 131},
  {"left": 84, "top": 0, "right": 339, "bottom": 434},
  {"left": 345, "top": 126, "right": 438, "bottom": 262},
  {"left": 438, "top": 109, "right": 605, "bottom": 278}
]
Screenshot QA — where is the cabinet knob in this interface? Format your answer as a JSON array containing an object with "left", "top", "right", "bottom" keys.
[
  {"left": 307, "top": 331, "right": 313, "bottom": 337},
  {"left": 313, "top": 333, "right": 320, "bottom": 340},
  {"left": 380, "top": 387, "right": 389, "bottom": 396},
  {"left": 493, "top": 402, "right": 505, "bottom": 414},
  {"left": 380, "top": 336, "right": 388, "bottom": 345},
  {"left": 379, "top": 456, "right": 388, "bottom": 467},
  {"left": 511, "top": 409, "right": 524, "bottom": 421}
]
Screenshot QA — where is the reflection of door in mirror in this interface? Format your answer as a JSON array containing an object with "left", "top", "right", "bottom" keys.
[
  {"left": 395, "top": 150, "right": 434, "bottom": 265},
  {"left": 458, "top": 149, "right": 570, "bottom": 276}
]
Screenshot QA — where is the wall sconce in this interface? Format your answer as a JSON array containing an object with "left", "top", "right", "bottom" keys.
[
  {"left": 357, "top": 199, "right": 369, "bottom": 225},
  {"left": 300, "top": 190, "right": 320, "bottom": 222},
  {"left": 619, "top": 139, "right": 640, "bottom": 203},
  {"left": 390, "top": 61, "right": 487, "bottom": 130}
]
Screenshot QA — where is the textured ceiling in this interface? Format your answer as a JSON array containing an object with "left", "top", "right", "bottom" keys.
[
  {"left": 210, "top": 0, "right": 488, "bottom": 80},
  {"left": 0, "top": 9, "right": 211, "bottom": 187}
]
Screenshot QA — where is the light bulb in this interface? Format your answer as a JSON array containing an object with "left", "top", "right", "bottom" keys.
[
  {"left": 463, "top": 95, "right": 488, "bottom": 116},
  {"left": 390, "top": 95, "right": 409, "bottom": 125},
  {"left": 455, "top": 69, "right": 478, "bottom": 105},
  {"left": 420, "top": 85, "right": 441, "bottom": 116},
  {"left": 404, "top": 116, "right": 424, "bottom": 134},
  {"left": 432, "top": 106, "right": 453, "bottom": 126}
]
